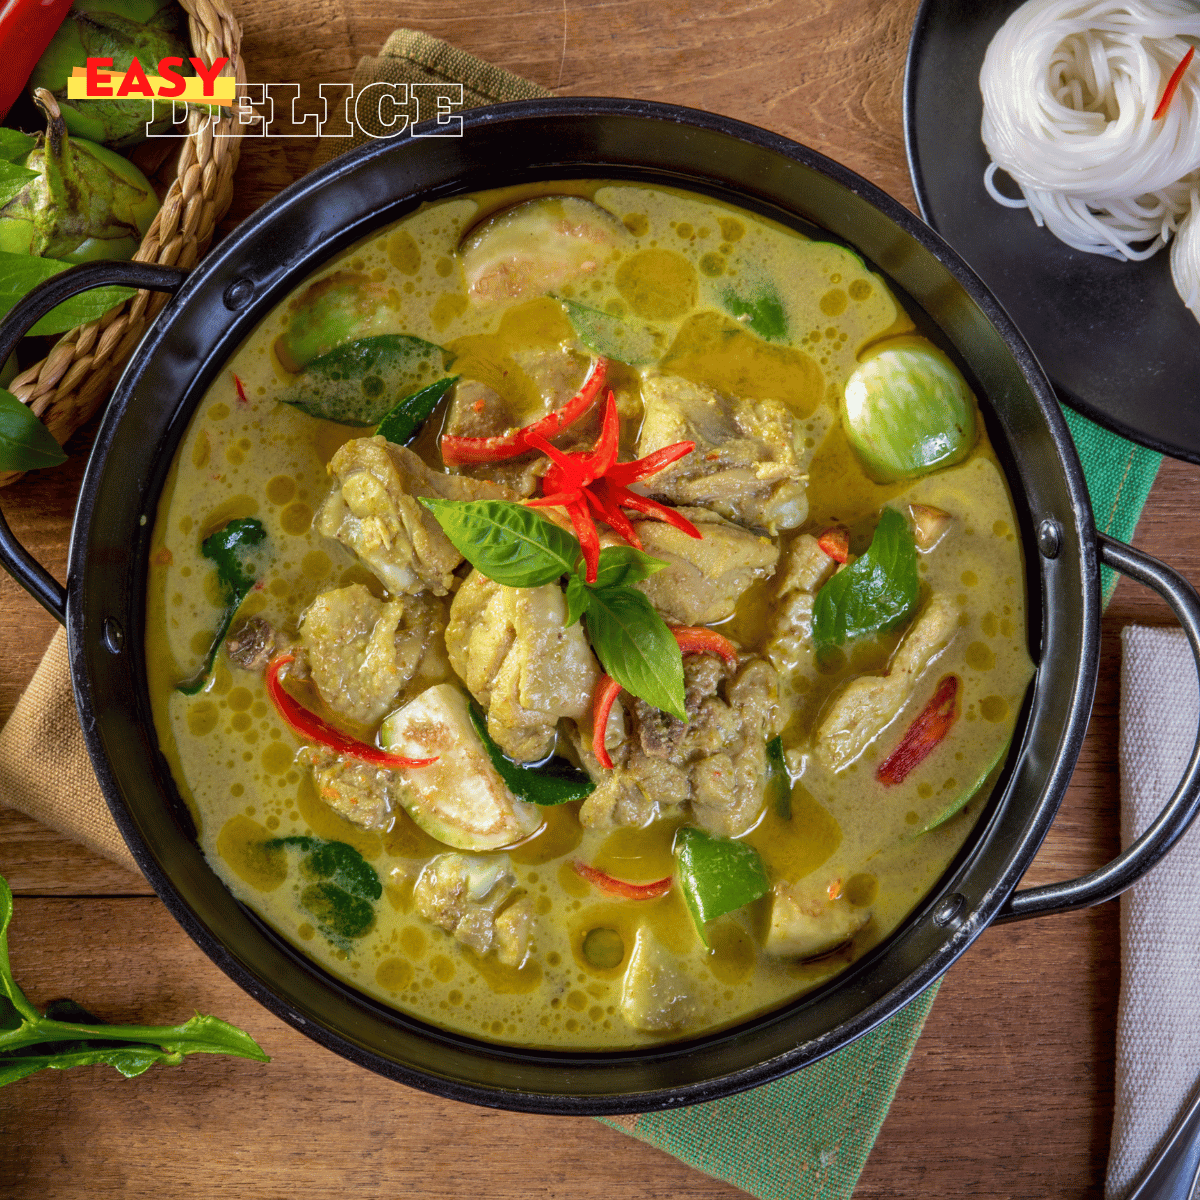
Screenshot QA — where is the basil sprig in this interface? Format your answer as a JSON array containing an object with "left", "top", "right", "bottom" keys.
[
  {"left": 421, "top": 498, "right": 685, "bottom": 719},
  {"left": 811, "top": 507, "right": 919, "bottom": 653},
  {"left": 0, "top": 875, "right": 268, "bottom": 1087}
]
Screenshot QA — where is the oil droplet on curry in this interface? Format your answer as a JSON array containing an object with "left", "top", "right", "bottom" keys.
[{"left": 146, "top": 181, "right": 1034, "bottom": 1049}]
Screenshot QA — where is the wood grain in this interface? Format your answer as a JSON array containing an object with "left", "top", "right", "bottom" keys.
[{"left": 1, "top": 0, "right": 1197, "bottom": 1196}]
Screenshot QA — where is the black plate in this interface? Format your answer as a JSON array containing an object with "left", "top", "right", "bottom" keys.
[{"left": 904, "top": 0, "right": 1200, "bottom": 463}]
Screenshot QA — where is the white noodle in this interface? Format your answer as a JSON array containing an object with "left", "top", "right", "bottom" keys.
[
  {"left": 979, "top": 0, "right": 1200, "bottom": 315},
  {"left": 1170, "top": 181, "right": 1200, "bottom": 312}
]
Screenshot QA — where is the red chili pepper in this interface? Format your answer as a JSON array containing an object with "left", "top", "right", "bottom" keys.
[
  {"left": 0, "top": 0, "right": 74, "bottom": 121},
  {"left": 1154, "top": 46, "right": 1195, "bottom": 119},
  {"left": 876, "top": 674, "right": 959, "bottom": 786},
  {"left": 527, "top": 390, "right": 699, "bottom": 582},
  {"left": 817, "top": 526, "right": 850, "bottom": 563},
  {"left": 572, "top": 860, "right": 671, "bottom": 899},
  {"left": 265, "top": 654, "right": 436, "bottom": 769},
  {"left": 232, "top": 372, "right": 249, "bottom": 405},
  {"left": 590, "top": 628, "right": 739, "bottom": 769},
  {"left": 440, "top": 356, "right": 609, "bottom": 465}
]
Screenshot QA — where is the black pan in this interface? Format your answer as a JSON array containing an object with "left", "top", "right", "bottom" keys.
[{"left": 1, "top": 99, "right": 1199, "bottom": 1115}]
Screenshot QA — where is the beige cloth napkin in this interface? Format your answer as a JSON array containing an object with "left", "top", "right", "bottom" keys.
[
  {"left": 1107, "top": 624, "right": 1200, "bottom": 1198},
  {"left": 0, "top": 627, "right": 137, "bottom": 872}
]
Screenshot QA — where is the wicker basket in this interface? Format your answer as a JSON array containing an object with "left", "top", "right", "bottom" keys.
[{"left": 1, "top": 0, "right": 246, "bottom": 488}]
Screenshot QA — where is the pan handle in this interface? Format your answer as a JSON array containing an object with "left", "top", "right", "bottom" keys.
[
  {"left": 0, "top": 261, "right": 188, "bottom": 625},
  {"left": 996, "top": 532, "right": 1200, "bottom": 923}
]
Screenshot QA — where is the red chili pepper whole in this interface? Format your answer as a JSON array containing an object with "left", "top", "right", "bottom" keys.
[
  {"left": 527, "top": 390, "right": 699, "bottom": 582},
  {"left": 817, "top": 525, "right": 851, "bottom": 564},
  {"left": 0, "top": 0, "right": 74, "bottom": 121},
  {"left": 590, "top": 628, "right": 739, "bottom": 769},
  {"left": 572, "top": 860, "right": 671, "bottom": 900},
  {"left": 440, "top": 356, "right": 608, "bottom": 465},
  {"left": 1153, "top": 46, "right": 1195, "bottom": 120},
  {"left": 265, "top": 654, "right": 436, "bottom": 769},
  {"left": 876, "top": 674, "right": 960, "bottom": 786}
]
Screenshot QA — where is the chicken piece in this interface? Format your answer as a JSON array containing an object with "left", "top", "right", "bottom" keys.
[
  {"left": 763, "top": 883, "right": 870, "bottom": 959},
  {"left": 814, "top": 595, "right": 958, "bottom": 771},
  {"left": 624, "top": 508, "right": 779, "bottom": 626},
  {"left": 445, "top": 570, "right": 599, "bottom": 762},
  {"left": 636, "top": 375, "right": 809, "bottom": 533},
  {"left": 303, "top": 748, "right": 399, "bottom": 831},
  {"left": 317, "top": 437, "right": 514, "bottom": 595},
  {"left": 413, "top": 852, "right": 534, "bottom": 966},
  {"left": 578, "top": 655, "right": 780, "bottom": 838},
  {"left": 763, "top": 533, "right": 839, "bottom": 679},
  {"left": 619, "top": 928, "right": 702, "bottom": 1034},
  {"left": 299, "top": 584, "right": 440, "bottom": 727},
  {"left": 224, "top": 615, "right": 278, "bottom": 672}
]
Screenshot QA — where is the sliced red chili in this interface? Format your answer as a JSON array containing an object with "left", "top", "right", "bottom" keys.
[
  {"left": 591, "top": 674, "right": 625, "bottom": 769},
  {"left": 670, "top": 626, "right": 740, "bottom": 669},
  {"left": 589, "top": 629, "right": 738, "bottom": 770},
  {"left": 1153, "top": 46, "right": 1195, "bottom": 120},
  {"left": 817, "top": 525, "right": 850, "bottom": 563},
  {"left": 232, "top": 372, "right": 249, "bottom": 405},
  {"left": 265, "top": 654, "right": 436, "bottom": 769},
  {"left": 440, "top": 356, "right": 608, "bottom": 464},
  {"left": 572, "top": 860, "right": 671, "bottom": 899},
  {"left": 876, "top": 674, "right": 959, "bottom": 786}
]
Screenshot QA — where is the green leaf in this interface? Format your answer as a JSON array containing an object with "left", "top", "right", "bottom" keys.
[
  {"left": 812, "top": 507, "right": 919, "bottom": 653},
  {"left": 564, "top": 573, "right": 590, "bottom": 627},
  {"left": 466, "top": 702, "right": 594, "bottom": 806},
  {"left": 281, "top": 333, "right": 451, "bottom": 425},
  {"left": 674, "top": 826, "right": 770, "bottom": 944},
  {"left": 559, "top": 297, "right": 660, "bottom": 366},
  {"left": 722, "top": 284, "right": 788, "bottom": 341},
  {"left": 0, "top": 130, "right": 36, "bottom": 163},
  {"left": 178, "top": 517, "right": 268, "bottom": 695},
  {"left": 0, "top": 162, "right": 38, "bottom": 209},
  {"left": 421, "top": 498, "right": 579, "bottom": 587},
  {"left": 376, "top": 375, "right": 458, "bottom": 445},
  {"left": 0, "top": 252, "right": 135, "bottom": 337},
  {"left": 765, "top": 735, "right": 791, "bottom": 820},
  {"left": 0, "top": 872, "right": 268, "bottom": 1085},
  {"left": 584, "top": 585, "right": 685, "bottom": 720},
  {"left": 586, "top": 545, "right": 668, "bottom": 590},
  {"left": 267, "top": 838, "right": 381, "bottom": 947},
  {"left": 0, "top": 388, "right": 67, "bottom": 472},
  {"left": 918, "top": 735, "right": 1012, "bottom": 836}
]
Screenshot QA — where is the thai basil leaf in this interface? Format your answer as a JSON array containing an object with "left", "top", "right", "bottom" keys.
[
  {"left": 421, "top": 498, "right": 578, "bottom": 587},
  {"left": 765, "top": 735, "right": 791, "bottom": 820},
  {"left": 0, "top": 161, "right": 38, "bottom": 209},
  {"left": 584, "top": 585, "right": 686, "bottom": 720},
  {"left": 467, "top": 703, "right": 593, "bottom": 806},
  {"left": 564, "top": 573, "right": 590, "bottom": 627},
  {"left": 918, "top": 735, "right": 1012, "bottom": 836},
  {"left": 0, "top": 252, "right": 135, "bottom": 337},
  {"left": 178, "top": 517, "right": 268, "bottom": 695},
  {"left": 0, "top": 874, "right": 268, "bottom": 1086},
  {"left": 0, "top": 388, "right": 67, "bottom": 472},
  {"left": 268, "top": 837, "right": 381, "bottom": 946},
  {"left": 674, "top": 826, "right": 770, "bottom": 944},
  {"left": 722, "top": 284, "right": 788, "bottom": 341},
  {"left": 585, "top": 545, "right": 668, "bottom": 590},
  {"left": 812, "top": 507, "right": 919, "bottom": 653},
  {"left": 376, "top": 375, "right": 458, "bottom": 445},
  {"left": 281, "top": 333, "right": 451, "bottom": 425},
  {"left": 0, "top": 130, "right": 36, "bottom": 163},
  {"left": 559, "top": 297, "right": 660, "bottom": 366}
]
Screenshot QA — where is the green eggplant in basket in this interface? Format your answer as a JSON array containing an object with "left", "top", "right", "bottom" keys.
[{"left": 0, "top": 89, "right": 160, "bottom": 264}]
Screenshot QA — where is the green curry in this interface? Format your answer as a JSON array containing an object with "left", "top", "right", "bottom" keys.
[{"left": 146, "top": 181, "right": 1034, "bottom": 1049}]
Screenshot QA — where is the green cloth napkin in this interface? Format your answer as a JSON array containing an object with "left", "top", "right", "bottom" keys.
[{"left": 314, "top": 31, "right": 1162, "bottom": 1199}]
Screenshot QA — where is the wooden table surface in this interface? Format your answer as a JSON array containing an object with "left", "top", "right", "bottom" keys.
[{"left": 2, "top": 1, "right": 1196, "bottom": 1196}]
